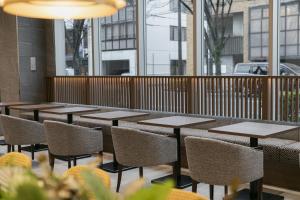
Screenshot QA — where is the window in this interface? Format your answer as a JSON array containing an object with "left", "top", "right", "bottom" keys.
[
  {"left": 204, "top": 1, "right": 260, "bottom": 75},
  {"left": 99, "top": 0, "right": 137, "bottom": 75},
  {"left": 170, "top": 60, "right": 186, "bottom": 75},
  {"left": 280, "top": 0, "right": 300, "bottom": 74},
  {"left": 249, "top": 6, "right": 270, "bottom": 61},
  {"left": 100, "top": 0, "right": 136, "bottom": 51},
  {"left": 64, "top": 19, "right": 92, "bottom": 76},
  {"left": 146, "top": 0, "right": 193, "bottom": 75},
  {"left": 170, "top": 26, "right": 187, "bottom": 41}
]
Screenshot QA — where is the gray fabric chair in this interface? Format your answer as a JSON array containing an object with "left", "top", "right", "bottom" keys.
[
  {"left": 111, "top": 127, "right": 177, "bottom": 192},
  {"left": 44, "top": 120, "right": 103, "bottom": 169},
  {"left": 0, "top": 114, "right": 46, "bottom": 159},
  {"left": 185, "top": 137, "right": 264, "bottom": 200}
]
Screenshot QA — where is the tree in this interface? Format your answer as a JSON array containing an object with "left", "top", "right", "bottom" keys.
[
  {"left": 181, "top": 0, "right": 233, "bottom": 75},
  {"left": 65, "top": 19, "right": 87, "bottom": 75}
]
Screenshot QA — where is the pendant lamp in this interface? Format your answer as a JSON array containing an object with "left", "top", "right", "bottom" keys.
[{"left": 1, "top": 0, "right": 126, "bottom": 19}]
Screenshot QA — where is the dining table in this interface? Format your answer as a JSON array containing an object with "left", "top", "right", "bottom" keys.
[
  {"left": 0, "top": 102, "right": 32, "bottom": 115},
  {"left": 41, "top": 106, "right": 101, "bottom": 124},
  {"left": 209, "top": 122, "right": 298, "bottom": 200},
  {"left": 81, "top": 111, "right": 149, "bottom": 173},
  {"left": 10, "top": 103, "right": 65, "bottom": 122},
  {"left": 138, "top": 116, "right": 215, "bottom": 189}
]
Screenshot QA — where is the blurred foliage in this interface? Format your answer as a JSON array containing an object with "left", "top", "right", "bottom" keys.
[{"left": 0, "top": 154, "right": 173, "bottom": 200}]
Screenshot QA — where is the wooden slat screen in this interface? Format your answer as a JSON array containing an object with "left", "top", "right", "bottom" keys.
[{"left": 47, "top": 76, "right": 300, "bottom": 122}]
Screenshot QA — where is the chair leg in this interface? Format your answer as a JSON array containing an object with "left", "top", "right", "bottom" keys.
[
  {"left": 17, "top": 145, "right": 21, "bottom": 153},
  {"left": 209, "top": 185, "right": 214, "bottom": 200},
  {"left": 12, "top": 145, "right": 15, "bottom": 152},
  {"left": 7, "top": 145, "right": 11, "bottom": 153},
  {"left": 73, "top": 157, "right": 77, "bottom": 166},
  {"left": 31, "top": 145, "right": 34, "bottom": 160},
  {"left": 116, "top": 165, "right": 123, "bottom": 193},
  {"left": 257, "top": 178, "right": 263, "bottom": 200},
  {"left": 192, "top": 180, "right": 198, "bottom": 193},
  {"left": 48, "top": 153, "right": 55, "bottom": 170},
  {"left": 68, "top": 157, "right": 72, "bottom": 169},
  {"left": 98, "top": 151, "right": 103, "bottom": 166},
  {"left": 139, "top": 167, "right": 143, "bottom": 178},
  {"left": 224, "top": 185, "right": 228, "bottom": 195}
]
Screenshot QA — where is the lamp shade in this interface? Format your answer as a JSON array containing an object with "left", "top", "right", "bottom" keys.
[{"left": 2, "top": 0, "right": 126, "bottom": 19}]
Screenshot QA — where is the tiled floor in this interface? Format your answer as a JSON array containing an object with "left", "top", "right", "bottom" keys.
[{"left": 1, "top": 146, "right": 299, "bottom": 200}]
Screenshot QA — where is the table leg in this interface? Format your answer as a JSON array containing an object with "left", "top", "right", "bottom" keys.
[
  {"left": 100, "top": 119, "right": 135, "bottom": 173},
  {"left": 33, "top": 110, "right": 39, "bottom": 122},
  {"left": 236, "top": 137, "right": 283, "bottom": 200},
  {"left": 4, "top": 106, "right": 10, "bottom": 115},
  {"left": 151, "top": 128, "right": 192, "bottom": 189},
  {"left": 67, "top": 114, "right": 73, "bottom": 124}
]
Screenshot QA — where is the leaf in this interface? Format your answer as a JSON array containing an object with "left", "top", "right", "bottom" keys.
[
  {"left": 13, "top": 182, "right": 47, "bottom": 200},
  {"left": 80, "top": 171, "right": 117, "bottom": 200},
  {"left": 125, "top": 181, "right": 173, "bottom": 200}
]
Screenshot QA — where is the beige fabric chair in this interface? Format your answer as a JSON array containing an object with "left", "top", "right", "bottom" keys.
[
  {"left": 185, "top": 137, "right": 263, "bottom": 200},
  {"left": 0, "top": 115, "right": 46, "bottom": 159},
  {"left": 111, "top": 127, "right": 177, "bottom": 192},
  {"left": 44, "top": 120, "right": 103, "bottom": 169}
]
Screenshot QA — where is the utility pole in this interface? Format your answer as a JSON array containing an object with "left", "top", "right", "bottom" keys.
[{"left": 178, "top": 0, "right": 183, "bottom": 75}]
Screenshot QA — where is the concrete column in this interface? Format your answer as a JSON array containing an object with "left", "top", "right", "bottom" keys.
[{"left": 136, "top": 0, "right": 146, "bottom": 76}]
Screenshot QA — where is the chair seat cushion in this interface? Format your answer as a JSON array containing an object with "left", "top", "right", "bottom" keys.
[
  {"left": 258, "top": 138, "right": 296, "bottom": 161},
  {"left": 280, "top": 142, "right": 300, "bottom": 167}
]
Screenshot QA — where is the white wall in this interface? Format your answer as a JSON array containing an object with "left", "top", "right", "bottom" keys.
[
  {"left": 145, "top": 0, "right": 188, "bottom": 75},
  {"left": 102, "top": 50, "right": 137, "bottom": 74}
]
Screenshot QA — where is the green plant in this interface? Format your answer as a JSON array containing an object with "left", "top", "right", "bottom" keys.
[{"left": 0, "top": 155, "right": 173, "bottom": 200}]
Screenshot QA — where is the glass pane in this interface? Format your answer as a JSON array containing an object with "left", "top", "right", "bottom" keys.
[
  {"left": 250, "top": 34, "right": 261, "bottom": 47},
  {"left": 251, "top": 20, "right": 261, "bottom": 33},
  {"left": 145, "top": 0, "right": 193, "bottom": 75},
  {"left": 64, "top": 19, "right": 92, "bottom": 76},
  {"left": 286, "top": 31, "right": 298, "bottom": 45},
  {"left": 286, "top": 16, "right": 298, "bottom": 30},
  {"left": 286, "top": 45, "right": 298, "bottom": 56},
  {"left": 250, "top": 8, "right": 262, "bottom": 20},
  {"left": 280, "top": 0, "right": 300, "bottom": 76},
  {"left": 99, "top": 0, "right": 137, "bottom": 75},
  {"left": 286, "top": 4, "right": 298, "bottom": 15}
]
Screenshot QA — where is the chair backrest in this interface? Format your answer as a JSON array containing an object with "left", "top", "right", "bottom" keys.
[
  {"left": 111, "top": 127, "right": 177, "bottom": 167},
  {"left": 0, "top": 115, "right": 45, "bottom": 145},
  {"left": 44, "top": 120, "right": 103, "bottom": 157},
  {"left": 185, "top": 137, "right": 263, "bottom": 185}
]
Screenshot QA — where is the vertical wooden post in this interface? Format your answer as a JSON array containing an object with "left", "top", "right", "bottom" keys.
[
  {"left": 129, "top": 77, "right": 136, "bottom": 109},
  {"left": 186, "top": 77, "right": 193, "bottom": 114},
  {"left": 262, "top": 77, "right": 271, "bottom": 120},
  {"left": 85, "top": 77, "right": 90, "bottom": 105}
]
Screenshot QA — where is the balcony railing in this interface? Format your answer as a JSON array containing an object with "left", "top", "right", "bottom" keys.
[{"left": 47, "top": 76, "right": 300, "bottom": 122}]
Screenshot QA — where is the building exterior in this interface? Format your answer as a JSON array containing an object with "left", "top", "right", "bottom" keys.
[
  {"left": 100, "top": 0, "right": 191, "bottom": 75},
  {"left": 187, "top": 0, "right": 300, "bottom": 75}
]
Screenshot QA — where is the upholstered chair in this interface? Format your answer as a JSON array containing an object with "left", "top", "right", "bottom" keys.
[
  {"left": 185, "top": 137, "right": 263, "bottom": 200},
  {"left": 111, "top": 127, "right": 177, "bottom": 192},
  {"left": 0, "top": 115, "right": 46, "bottom": 160},
  {"left": 44, "top": 120, "right": 103, "bottom": 169}
]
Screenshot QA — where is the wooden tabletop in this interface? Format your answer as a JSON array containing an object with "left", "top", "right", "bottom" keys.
[
  {"left": 81, "top": 111, "right": 149, "bottom": 121},
  {"left": 0, "top": 102, "right": 32, "bottom": 107},
  {"left": 209, "top": 122, "right": 298, "bottom": 138},
  {"left": 138, "top": 116, "right": 215, "bottom": 128},
  {"left": 41, "top": 106, "right": 100, "bottom": 115},
  {"left": 10, "top": 104, "right": 65, "bottom": 111}
]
